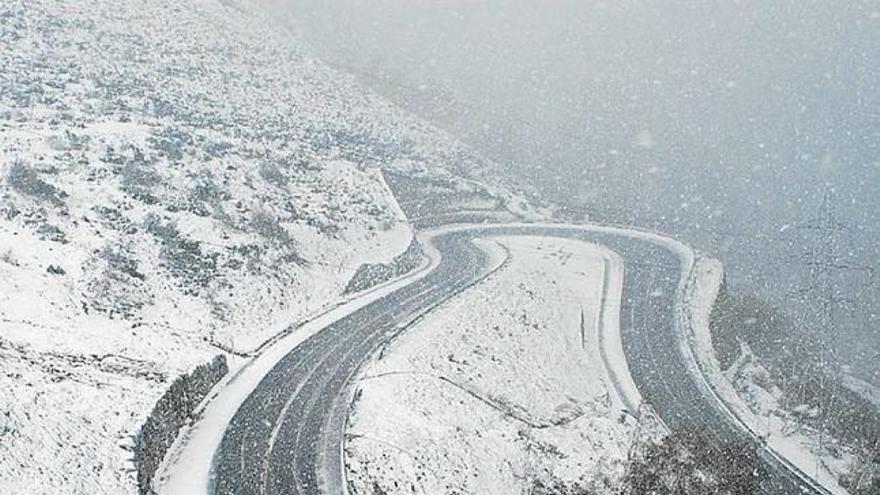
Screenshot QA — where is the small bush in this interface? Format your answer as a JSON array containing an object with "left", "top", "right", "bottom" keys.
[
  {"left": 344, "top": 238, "right": 423, "bottom": 294},
  {"left": 145, "top": 215, "right": 218, "bottom": 293},
  {"left": 119, "top": 149, "right": 161, "bottom": 204},
  {"left": 258, "top": 162, "right": 288, "bottom": 188},
  {"left": 5, "top": 160, "right": 68, "bottom": 207}
]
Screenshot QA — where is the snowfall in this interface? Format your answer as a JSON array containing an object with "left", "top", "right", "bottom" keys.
[{"left": 0, "top": 0, "right": 865, "bottom": 493}]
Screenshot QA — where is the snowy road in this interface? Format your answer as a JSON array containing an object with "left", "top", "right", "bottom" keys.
[
  {"left": 207, "top": 233, "right": 494, "bottom": 495},
  {"left": 162, "top": 224, "right": 827, "bottom": 495}
]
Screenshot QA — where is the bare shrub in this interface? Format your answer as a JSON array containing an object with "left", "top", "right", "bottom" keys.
[
  {"left": 5, "top": 160, "right": 68, "bottom": 207},
  {"left": 622, "top": 428, "right": 768, "bottom": 495}
]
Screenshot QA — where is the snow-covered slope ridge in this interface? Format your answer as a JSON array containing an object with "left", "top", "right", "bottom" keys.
[{"left": 0, "top": 0, "right": 528, "bottom": 493}]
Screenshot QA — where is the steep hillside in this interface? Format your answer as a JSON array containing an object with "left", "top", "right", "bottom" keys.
[{"left": 0, "top": 0, "right": 534, "bottom": 492}]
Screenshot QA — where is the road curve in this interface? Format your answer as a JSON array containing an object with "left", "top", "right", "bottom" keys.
[
  {"left": 210, "top": 233, "right": 494, "bottom": 495},
  {"left": 208, "top": 225, "right": 824, "bottom": 495}
]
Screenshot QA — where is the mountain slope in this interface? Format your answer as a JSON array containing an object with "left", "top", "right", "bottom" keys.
[{"left": 0, "top": 0, "right": 534, "bottom": 492}]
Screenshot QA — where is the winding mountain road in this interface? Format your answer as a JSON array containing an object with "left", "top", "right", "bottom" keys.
[{"left": 194, "top": 224, "right": 826, "bottom": 495}]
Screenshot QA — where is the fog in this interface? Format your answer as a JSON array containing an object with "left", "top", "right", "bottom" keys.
[{"left": 272, "top": 0, "right": 878, "bottom": 381}]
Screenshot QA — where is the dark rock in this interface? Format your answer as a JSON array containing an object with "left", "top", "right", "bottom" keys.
[{"left": 46, "top": 265, "right": 66, "bottom": 275}]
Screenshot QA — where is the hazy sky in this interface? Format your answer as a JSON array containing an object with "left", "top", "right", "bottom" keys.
[{"left": 272, "top": 0, "right": 879, "bottom": 378}]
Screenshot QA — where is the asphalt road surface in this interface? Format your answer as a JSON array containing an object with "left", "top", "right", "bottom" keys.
[{"left": 209, "top": 226, "right": 823, "bottom": 495}]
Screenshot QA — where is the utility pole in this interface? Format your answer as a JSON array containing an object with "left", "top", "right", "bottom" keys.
[
  {"left": 789, "top": 188, "right": 871, "bottom": 479},
  {"left": 797, "top": 190, "right": 839, "bottom": 479}
]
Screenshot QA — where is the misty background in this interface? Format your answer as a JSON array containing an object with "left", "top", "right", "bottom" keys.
[{"left": 267, "top": 0, "right": 879, "bottom": 382}]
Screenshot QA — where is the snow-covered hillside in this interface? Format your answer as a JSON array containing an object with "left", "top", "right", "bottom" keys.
[{"left": 0, "top": 0, "right": 533, "bottom": 492}]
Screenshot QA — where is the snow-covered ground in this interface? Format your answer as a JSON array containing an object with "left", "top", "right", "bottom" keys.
[
  {"left": 0, "top": 0, "right": 535, "bottom": 492},
  {"left": 344, "top": 236, "right": 646, "bottom": 494}
]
